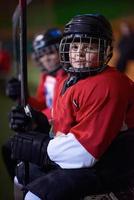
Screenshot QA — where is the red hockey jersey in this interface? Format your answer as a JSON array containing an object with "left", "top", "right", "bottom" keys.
[
  {"left": 47, "top": 67, "right": 134, "bottom": 169},
  {"left": 28, "top": 69, "right": 66, "bottom": 119}
]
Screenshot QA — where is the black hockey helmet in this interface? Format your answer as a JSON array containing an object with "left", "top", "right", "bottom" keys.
[
  {"left": 60, "top": 14, "right": 113, "bottom": 75},
  {"left": 33, "top": 28, "right": 62, "bottom": 60}
]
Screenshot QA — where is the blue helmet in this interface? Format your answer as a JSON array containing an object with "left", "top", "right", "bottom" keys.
[{"left": 33, "top": 28, "right": 62, "bottom": 60}]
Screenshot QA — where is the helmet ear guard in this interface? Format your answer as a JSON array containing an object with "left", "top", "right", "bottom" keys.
[{"left": 105, "top": 44, "right": 113, "bottom": 64}]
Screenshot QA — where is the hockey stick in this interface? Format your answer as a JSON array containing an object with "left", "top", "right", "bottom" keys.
[
  {"left": 19, "top": 0, "right": 30, "bottom": 189},
  {"left": 19, "top": 0, "right": 28, "bottom": 107},
  {"left": 15, "top": 0, "right": 32, "bottom": 189},
  {"left": 18, "top": 0, "right": 29, "bottom": 191},
  {"left": 12, "top": 0, "right": 32, "bottom": 78}
]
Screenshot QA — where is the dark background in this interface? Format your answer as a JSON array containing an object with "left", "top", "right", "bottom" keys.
[{"left": 0, "top": 0, "right": 134, "bottom": 199}]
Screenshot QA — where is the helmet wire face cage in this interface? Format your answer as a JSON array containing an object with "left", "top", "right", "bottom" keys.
[
  {"left": 60, "top": 34, "right": 112, "bottom": 75},
  {"left": 59, "top": 14, "right": 113, "bottom": 75}
]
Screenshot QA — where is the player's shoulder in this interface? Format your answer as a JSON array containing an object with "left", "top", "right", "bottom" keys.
[
  {"left": 97, "top": 66, "right": 130, "bottom": 87},
  {"left": 75, "top": 66, "right": 131, "bottom": 95},
  {"left": 56, "top": 69, "right": 67, "bottom": 81}
]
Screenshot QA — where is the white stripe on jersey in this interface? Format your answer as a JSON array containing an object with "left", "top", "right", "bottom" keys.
[
  {"left": 47, "top": 132, "right": 97, "bottom": 169},
  {"left": 120, "top": 121, "right": 128, "bottom": 131},
  {"left": 44, "top": 76, "right": 56, "bottom": 108}
]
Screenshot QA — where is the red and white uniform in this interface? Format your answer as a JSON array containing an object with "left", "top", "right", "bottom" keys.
[
  {"left": 47, "top": 67, "right": 134, "bottom": 169},
  {"left": 28, "top": 69, "right": 66, "bottom": 119}
]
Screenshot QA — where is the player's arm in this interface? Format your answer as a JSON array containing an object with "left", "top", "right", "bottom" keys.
[{"left": 47, "top": 81, "right": 129, "bottom": 169}]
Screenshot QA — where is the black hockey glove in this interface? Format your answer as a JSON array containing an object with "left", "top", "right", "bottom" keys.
[
  {"left": 6, "top": 77, "right": 21, "bottom": 101},
  {"left": 9, "top": 105, "right": 50, "bottom": 133},
  {"left": 11, "top": 131, "right": 53, "bottom": 168}
]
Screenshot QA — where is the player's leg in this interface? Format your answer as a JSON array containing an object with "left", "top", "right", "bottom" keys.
[
  {"left": 14, "top": 176, "right": 23, "bottom": 200},
  {"left": 25, "top": 167, "right": 100, "bottom": 200},
  {"left": 14, "top": 162, "right": 47, "bottom": 200}
]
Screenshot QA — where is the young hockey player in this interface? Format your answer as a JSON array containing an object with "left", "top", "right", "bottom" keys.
[
  {"left": 9, "top": 14, "right": 134, "bottom": 200},
  {"left": 6, "top": 27, "right": 65, "bottom": 119},
  {"left": 29, "top": 27, "right": 66, "bottom": 118}
]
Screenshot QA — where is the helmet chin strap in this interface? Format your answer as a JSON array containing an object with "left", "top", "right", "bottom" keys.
[
  {"left": 61, "top": 74, "right": 80, "bottom": 95},
  {"left": 64, "top": 63, "right": 108, "bottom": 75},
  {"left": 61, "top": 63, "right": 108, "bottom": 95},
  {"left": 61, "top": 71, "right": 90, "bottom": 95}
]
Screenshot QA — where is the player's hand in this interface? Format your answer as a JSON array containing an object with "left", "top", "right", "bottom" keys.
[
  {"left": 11, "top": 131, "right": 50, "bottom": 167},
  {"left": 6, "top": 77, "right": 21, "bottom": 101},
  {"left": 9, "top": 105, "right": 50, "bottom": 133},
  {"left": 9, "top": 105, "right": 32, "bottom": 132}
]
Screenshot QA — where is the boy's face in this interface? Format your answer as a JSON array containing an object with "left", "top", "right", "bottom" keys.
[
  {"left": 39, "top": 49, "right": 59, "bottom": 72},
  {"left": 69, "top": 42, "right": 99, "bottom": 68}
]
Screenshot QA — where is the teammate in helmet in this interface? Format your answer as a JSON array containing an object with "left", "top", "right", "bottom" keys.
[
  {"left": 6, "top": 27, "right": 66, "bottom": 119},
  {"left": 28, "top": 28, "right": 66, "bottom": 118},
  {"left": 32, "top": 28, "right": 62, "bottom": 74},
  {"left": 9, "top": 14, "right": 134, "bottom": 200}
]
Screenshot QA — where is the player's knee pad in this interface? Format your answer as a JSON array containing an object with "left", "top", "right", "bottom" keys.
[
  {"left": 14, "top": 176, "right": 24, "bottom": 200},
  {"left": 15, "top": 162, "right": 26, "bottom": 185},
  {"left": 25, "top": 191, "right": 41, "bottom": 200},
  {"left": 14, "top": 176, "right": 23, "bottom": 189}
]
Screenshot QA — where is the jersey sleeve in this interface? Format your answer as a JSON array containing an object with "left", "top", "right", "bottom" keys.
[
  {"left": 48, "top": 81, "right": 118, "bottom": 168},
  {"left": 47, "top": 132, "right": 97, "bottom": 169},
  {"left": 70, "top": 79, "right": 129, "bottom": 159},
  {"left": 42, "top": 107, "right": 52, "bottom": 120},
  {"left": 28, "top": 74, "right": 46, "bottom": 111},
  {"left": 48, "top": 73, "right": 131, "bottom": 169}
]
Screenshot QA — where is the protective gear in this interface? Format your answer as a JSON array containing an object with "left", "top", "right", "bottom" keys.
[
  {"left": 32, "top": 28, "right": 62, "bottom": 73},
  {"left": 9, "top": 105, "right": 50, "bottom": 133},
  {"left": 11, "top": 131, "right": 51, "bottom": 167},
  {"left": 6, "top": 77, "right": 21, "bottom": 101},
  {"left": 60, "top": 14, "right": 113, "bottom": 75},
  {"left": 25, "top": 191, "right": 41, "bottom": 200},
  {"left": 61, "top": 74, "right": 81, "bottom": 94},
  {"left": 1, "top": 138, "right": 17, "bottom": 180}
]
